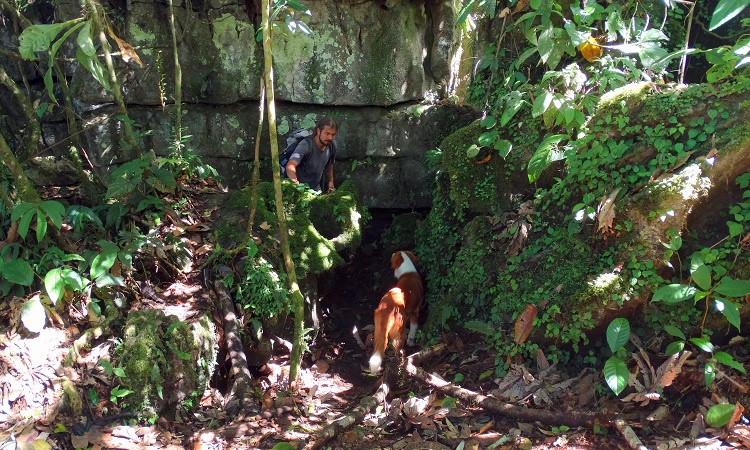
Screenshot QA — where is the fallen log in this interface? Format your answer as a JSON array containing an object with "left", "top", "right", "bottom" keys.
[
  {"left": 405, "top": 350, "right": 606, "bottom": 429},
  {"left": 304, "top": 382, "right": 389, "bottom": 450}
]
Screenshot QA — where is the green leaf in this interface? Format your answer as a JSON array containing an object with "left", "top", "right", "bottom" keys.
[
  {"left": 494, "top": 139, "right": 513, "bottom": 159},
  {"left": 44, "top": 268, "right": 66, "bottom": 305},
  {"left": 478, "top": 130, "right": 499, "bottom": 147},
  {"left": 76, "top": 21, "right": 96, "bottom": 56},
  {"left": 706, "top": 403, "right": 737, "bottom": 427},
  {"left": 704, "top": 362, "right": 716, "bottom": 388},
  {"left": 36, "top": 209, "right": 48, "bottom": 243},
  {"left": 18, "top": 22, "right": 71, "bottom": 60},
  {"left": 21, "top": 296, "right": 47, "bottom": 333},
  {"left": 466, "top": 144, "right": 480, "bottom": 158},
  {"left": 691, "top": 264, "right": 712, "bottom": 291},
  {"left": 664, "top": 325, "right": 686, "bottom": 340},
  {"left": 40, "top": 200, "right": 65, "bottom": 229},
  {"left": 501, "top": 91, "right": 526, "bottom": 126},
  {"left": 606, "top": 318, "right": 630, "bottom": 353},
  {"left": 11, "top": 202, "right": 36, "bottom": 222},
  {"left": 17, "top": 209, "right": 36, "bottom": 240},
  {"left": 727, "top": 221, "right": 743, "bottom": 237},
  {"left": 715, "top": 298, "right": 741, "bottom": 331},
  {"left": 604, "top": 356, "right": 629, "bottom": 395},
  {"left": 664, "top": 341, "right": 685, "bottom": 356},
  {"left": 2, "top": 259, "right": 34, "bottom": 286},
  {"left": 94, "top": 273, "right": 125, "bottom": 288},
  {"left": 91, "top": 250, "right": 117, "bottom": 280},
  {"left": 714, "top": 351, "right": 747, "bottom": 374},
  {"left": 113, "top": 367, "right": 126, "bottom": 377},
  {"left": 98, "top": 359, "right": 114, "bottom": 376},
  {"left": 528, "top": 134, "right": 568, "bottom": 183},
  {"left": 532, "top": 91, "right": 554, "bottom": 118},
  {"left": 651, "top": 284, "right": 697, "bottom": 303},
  {"left": 481, "top": 115, "right": 497, "bottom": 128},
  {"left": 76, "top": 47, "right": 111, "bottom": 91},
  {"left": 714, "top": 277, "right": 750, "bottom": 297},
  {"left": 690, "top": 337, "right": 714, "bottom": 353},
  {"left": 709, "top": 0, "right": 750, "bottom": 30},
  {"left": 270, "top": 443, "right": 297, "bottom": 450}
]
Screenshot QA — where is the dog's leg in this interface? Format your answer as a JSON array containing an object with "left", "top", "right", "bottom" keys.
[{"left": 406, "top": 320, "right": 418, "bottom": 347}]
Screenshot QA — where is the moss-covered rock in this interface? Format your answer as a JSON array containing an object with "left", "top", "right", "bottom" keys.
[{"left": 114, "top": 310, "right": 216, "bottom": 418}]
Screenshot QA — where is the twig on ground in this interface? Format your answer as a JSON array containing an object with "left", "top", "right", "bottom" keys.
[
  {"left": 352, "top": 325, "right": 367, "bottom": 350},
  {"left": 614, "top": 418, "right": 648, "bottom": 450}
]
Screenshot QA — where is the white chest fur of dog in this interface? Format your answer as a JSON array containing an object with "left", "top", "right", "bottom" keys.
[{"left": 369, "top": 251, "right": 424, "bottom": 374}]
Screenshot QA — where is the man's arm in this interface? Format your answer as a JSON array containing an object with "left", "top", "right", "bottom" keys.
[
  {"left": 286, "top": 160, "right": 300, "bottom": 184},
  {"left": 326, "top": 163, "right": 334, "bottom": 193}
]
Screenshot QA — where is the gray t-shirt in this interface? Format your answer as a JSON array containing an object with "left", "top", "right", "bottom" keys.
[{"left": 289, "top": 137, "right": 334, "bottom": 191}]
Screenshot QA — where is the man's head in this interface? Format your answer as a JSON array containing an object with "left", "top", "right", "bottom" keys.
[{"left": 315, "top": 116, "right": 338, "bottom": 147}]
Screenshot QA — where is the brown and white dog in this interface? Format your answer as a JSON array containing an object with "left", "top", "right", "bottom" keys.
[{"left": 369, "top": 251, "right": 424, "bottom": 374}]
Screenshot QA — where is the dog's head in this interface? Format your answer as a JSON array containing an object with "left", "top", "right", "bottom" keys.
[{"left": 391, "top": 251, "right": 419, "bottom": 271}]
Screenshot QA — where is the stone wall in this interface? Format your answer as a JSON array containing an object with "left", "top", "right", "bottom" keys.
[{"left": 1, "top": 0, "right": 480, "bottom": 208}]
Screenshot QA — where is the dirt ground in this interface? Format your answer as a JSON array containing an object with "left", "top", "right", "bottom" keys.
[{"left": 1, "top": 208, "right": 748, "bottom": 450}]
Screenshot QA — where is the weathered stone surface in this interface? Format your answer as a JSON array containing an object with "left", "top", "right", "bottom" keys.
[
  {"left": 73, "top": 101, "right": 479, "bottom": 208},
  {"left": 1, "top": 0, "right": 478, "bottom": 209}
]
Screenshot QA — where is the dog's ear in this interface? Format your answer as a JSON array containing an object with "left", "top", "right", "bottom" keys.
[
  {"left": 390, "top": 252, "right": 402, "bottom": 269},
  {"left": 404, "top": 251, "right": 419, "bottom": 264}
]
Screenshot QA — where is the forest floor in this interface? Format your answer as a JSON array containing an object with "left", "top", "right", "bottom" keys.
[{"left": 1, "top": 185, "right": 749, "bottom": 450}]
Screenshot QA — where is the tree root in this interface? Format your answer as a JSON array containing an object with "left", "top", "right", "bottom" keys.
[
  {"left": 64, "top": 300, "right": 120, "bottom": 367},
  {"left": 303, "top": 382, "right": 389, "bottom": 450},
  {"left": 213, "top": 280, "right": 259, "bottom": 416}
]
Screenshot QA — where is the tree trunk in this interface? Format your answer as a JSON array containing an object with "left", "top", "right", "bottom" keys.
[{"left": 260, "top": 0, "right": 304, "bottom": 386}]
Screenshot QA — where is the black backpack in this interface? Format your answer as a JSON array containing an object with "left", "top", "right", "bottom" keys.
[{"left": 279, "top": 128, "right": 336, "bottom": 178}]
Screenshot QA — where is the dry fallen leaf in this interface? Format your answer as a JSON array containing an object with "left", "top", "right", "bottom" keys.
[
  {"left": 596, "top": 187, "right": 621, "bottom": 234},
  {"left": 514, "top": 304, "right": 537, "bottom": 345}
]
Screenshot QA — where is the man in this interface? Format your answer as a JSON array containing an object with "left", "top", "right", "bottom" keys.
[{"left": 285, "top": 117, "right": 337, "bottom": 193}]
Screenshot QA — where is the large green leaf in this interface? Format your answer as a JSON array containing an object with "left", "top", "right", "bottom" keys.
[
  {"left": 714, "top": 277, "right": 750, "bottom": 297},
  {"left": 91, "top": 248, "right": 118, "bottom": 280},
  {"left": 709, "top": 0, "right": 750, "bottom": 30},
  {"left": 44, "top": 21, "right": 87, "bottom": 102},
  {"left": 532, "top": 91, "right": 554, "bottom": 118},
  {"left": 714, "top": 298, "right": 741, "bottom": 331},
  {"left": 36, "top": 210, "right": 48, "bottom": 243},
  {"left": 651, "top": 284, "right": 697, "bottom": 304},
  {"left": 606, "top": 318, "right": 630, "bottom": 353},
  {"left": 706, "top": 403, "right": 737, "bottom": 427},
  {"left": 76, "top": 47, "right": 111, "bottom": 91},
  {"left": 21, "top": 296, "right": 47, "bottom": 333},
  {"left": 604, "top": 356, "right": 628, "bottom": 395},
  {"left": 2, "top": 259, "right": 34, "bottom": 286},
  {"left": 44, "top": 268, "right": 66, "bottom": 305},
  {"left": 690, "top": 337, "right": 714, "bottom": 353},
  {"left": 494, "top": 139, "right": 513, "bottom": 159},
  {"left": 691, "top": 264, "right": 712, "bottom": 291},
  {"left": 528, "top": 134, "right": 568, "bottom": 183},
  {"left": 18, "top": 22, "right": 71, "bottom": 60},
  {"left": 501, "top": 91, "right": 526, "bottom": 126},
  {"left": 76, "top": 21, "right": 96, "bottom": 57},
  {"left": 11, "top": 202, "right": 36, "bottom": 222},
  {"left": 714, "top": 351, "right": 747, "bottom": 374}
]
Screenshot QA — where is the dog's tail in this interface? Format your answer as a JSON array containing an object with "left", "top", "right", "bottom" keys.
[{"left": 370, "top": 288, "right": 405, "bottom": 374}]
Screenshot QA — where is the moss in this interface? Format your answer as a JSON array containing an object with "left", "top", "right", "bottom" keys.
[
  {"left": 116, "top": 309, "right": 169, "bottom": 411},
  {"left": 442, "top": 120, "right": 514, "bottom": 214},
  {"left": 113, "top": 310, "right": 216, "bottom": 417}
]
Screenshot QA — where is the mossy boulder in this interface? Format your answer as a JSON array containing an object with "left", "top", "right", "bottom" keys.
[
  {"left": 419, "top": 80, "right": 750, "bottom": 364},
  {"left": 113, "top": 310, "right": 216, "bottom": 419}
]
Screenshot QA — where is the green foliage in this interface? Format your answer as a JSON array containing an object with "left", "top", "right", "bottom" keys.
[
  {"left": 603, "top": 318, "right": 630, "bottom": 395},
  {"left": 11, "top": 200, "right": 65, "bottom": 242},
  {"left": 18, "top": 18, "right": 112, "bottom": 101},
  {"left": 231, "top": 242, "right": 289, "bottom": 318}
]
